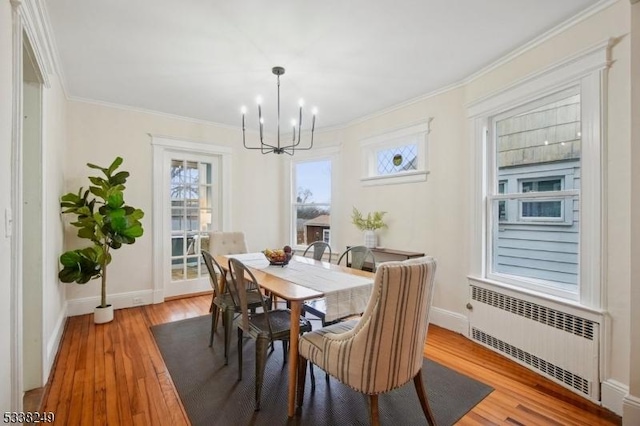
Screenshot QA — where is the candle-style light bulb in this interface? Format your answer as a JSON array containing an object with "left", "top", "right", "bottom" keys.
[
  {"left": 291, "top": 119, "right": 296, "bottom": 127},
  {"left": 312, "top": 107, "right": 318, "bottom": 116},
  {"left": 256, "top": 96, "right": 263, "bottom": 105},
  {"left": 260, "top": 117, "right": 264, "bottom": 124},
  {"left": 241, "top": 106, "right": 247, "bottom": 115},
  {"left": 298, "top": 98, "right": 304, "bottom": 107}
]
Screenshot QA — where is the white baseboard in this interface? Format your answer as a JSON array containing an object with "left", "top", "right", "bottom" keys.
[
  {"left": 66, "top": 289, "right": 155, "bottom": 316},
  {"left": 429, "top": 306, "right": 469, "bottom": 335},
  {"left": 602, "top": 379, "right": 627, "bottom": 416},
  {"left": 44, "top": 302, "right": 67, "bottom": 380},
  {"left": 623, "top": 394, "right": 640, "bottom": 425}
]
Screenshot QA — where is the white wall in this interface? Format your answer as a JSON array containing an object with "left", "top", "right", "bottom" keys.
[
  {"left": 41, "top": 73, "right": 67, "bottom": 378},
  {"left": 63, "top": 102, "right": 284, "bottom": 304},
  {"left": 0, "top": 0, "right": 15, "bottom": 412},
  {"left": 625, "top": 1, "right": 640, "bottom": 423}
]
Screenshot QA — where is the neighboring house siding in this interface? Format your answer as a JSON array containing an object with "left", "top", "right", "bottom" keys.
[
  {"left": 494, "top": 94, "right": 581, "bottom": 287},
  {"left": 495, "top": 162, "right": 580, "bottom": 286}
]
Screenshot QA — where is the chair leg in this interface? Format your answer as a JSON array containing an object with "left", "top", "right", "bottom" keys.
[
  {"left": 413, "top": 369, "right": 436, "bottom": 426},
  {"left": 210, "top": 304, "right": 220, "bottom": 347},
  {"left": 237, "top": 328, "right": 243, "bottom": 381},
  {"left": 369, "top": 394, "right": 380, "bottom": 426},
  {"left": 255, "top": 336, "right": 270, "bottom": 411},
  {"left": 281, "top": 340, "right": 287, "bottom": 363},
  {"left": 224, "top": 308, "right": 234, "bottom": 365},
  {"left": 296, "top": 355, "right": 307, "bottom": 408}
]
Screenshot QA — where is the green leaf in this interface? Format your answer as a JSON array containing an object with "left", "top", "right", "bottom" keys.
[
  {"left": 107, "top": 157, "right": 123, "bottom": 175},
  {"left": 110, "top": 171, "right": 129, "bottom": 185},
  {"left": 107, "top": 192, "right": 124, "bottom": 209},
  {"left": 89, "top": 186, "right": 106, "bottom": 200}
]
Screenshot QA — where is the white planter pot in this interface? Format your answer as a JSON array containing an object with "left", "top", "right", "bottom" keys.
[
  {"left": 94, "top": 305, "right": 114, "bottom": 324},
  {"left": 363, "top": 230, "right": 377, "bottom": 248}
]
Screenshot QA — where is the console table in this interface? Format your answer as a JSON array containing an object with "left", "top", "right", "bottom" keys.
[{"left": 345, "top": 246, "right": 425, "bottom": 271}]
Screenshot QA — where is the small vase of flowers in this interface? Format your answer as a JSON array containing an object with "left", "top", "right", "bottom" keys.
[{"left": 351, "top": 207, "right": 387, "bottom": 248}]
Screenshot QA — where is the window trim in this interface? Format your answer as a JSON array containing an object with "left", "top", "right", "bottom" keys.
[
  {"left": 359, "top": 118, "right": 432, "bottom": 186},
  {"left": 468, "top": 39, "right": 611, "bottom": 308}
]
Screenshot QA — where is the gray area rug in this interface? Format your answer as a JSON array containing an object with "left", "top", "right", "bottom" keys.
[{"left": 151, "top": 315, "right": 492, "bottom": 426}]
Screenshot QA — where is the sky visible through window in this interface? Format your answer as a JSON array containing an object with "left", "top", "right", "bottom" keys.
[{"left": 296, "top": 160, "right": 331, "bottom": 203}]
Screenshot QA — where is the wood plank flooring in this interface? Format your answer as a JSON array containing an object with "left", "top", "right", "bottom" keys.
[{"left": 39, "top": 295, "right": 621, "bottom": 425}]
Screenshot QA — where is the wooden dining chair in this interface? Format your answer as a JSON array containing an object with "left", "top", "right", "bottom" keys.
[
  {"left": 303, "top": 241, "right": 332, "bottom": 261},
  {"left": 296, "top": 256, "right": 437, "bottom": 426},
  {"left": 201, "top": 250, "right": 270, "bottom": 365},
  {"left": 227, "top": 257, "right": 313, "bottom": 411}
]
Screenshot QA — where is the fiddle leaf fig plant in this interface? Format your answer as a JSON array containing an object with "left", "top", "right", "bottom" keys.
[{"left": 58, "top": 157, "right": 144, "bottom": 308}]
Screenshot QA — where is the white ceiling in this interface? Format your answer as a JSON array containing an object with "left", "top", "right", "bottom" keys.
[{"left": 46, "top": 0, "right": 602, "bottom": 131}]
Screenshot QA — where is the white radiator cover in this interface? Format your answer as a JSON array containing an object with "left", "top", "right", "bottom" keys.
[{"left": 469, "top": 284, "right": 600, "bottom": 401}]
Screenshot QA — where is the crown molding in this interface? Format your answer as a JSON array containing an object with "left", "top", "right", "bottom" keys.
[
  {"left": 337, "top": 0, "right": 619, "bottom": 130},
  {"left": 461, "top": 0, "right": 618, "bottom": 86},
  {"left": 67, "top": 96, "right": 241, "bottom": 131}
]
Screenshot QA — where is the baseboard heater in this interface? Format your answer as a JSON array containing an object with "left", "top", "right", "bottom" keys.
[{"left": 469, "top": 284, "right": 600, "bottom": 402}]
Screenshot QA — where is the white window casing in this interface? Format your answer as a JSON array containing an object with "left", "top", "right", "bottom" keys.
[
  {"left": 467, "top": 39, "right": 612, "bottom": 309},
  {"left": 359, "top": 118, "right": 433, "bottom": 186}
]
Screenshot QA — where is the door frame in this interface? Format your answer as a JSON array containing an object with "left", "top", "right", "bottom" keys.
[{"left": 151, "top": 135, "right": 232, "bottom": 303}]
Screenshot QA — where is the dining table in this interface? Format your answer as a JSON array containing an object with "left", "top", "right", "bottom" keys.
[{"left": 213, "top": 252, "right": 375, "bottom": 417}]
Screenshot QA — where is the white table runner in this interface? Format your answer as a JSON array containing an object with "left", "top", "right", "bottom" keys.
[{"left": 226, "top": 253, "right": 374, "bottom": 322}]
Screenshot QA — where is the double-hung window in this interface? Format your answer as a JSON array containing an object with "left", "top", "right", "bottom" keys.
[
  {"left": 291, "top": 156, "right": 333, "bottom": 247},
  {"left": 487, "top": 88, "right": 581, "bottom": 296},
  {"left": 469, "top": 42, "right": 609, "bottom": 307}
]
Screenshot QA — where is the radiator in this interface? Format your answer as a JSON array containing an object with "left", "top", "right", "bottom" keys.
[{"left": 469, "top": 285, "right": 600, "bottom": 401}]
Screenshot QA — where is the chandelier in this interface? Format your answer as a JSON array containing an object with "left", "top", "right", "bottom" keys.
[{"left": 241, "top": 66, "right": 317, "bottom": 155}]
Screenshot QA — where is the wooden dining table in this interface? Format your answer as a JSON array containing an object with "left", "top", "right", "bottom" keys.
[{"left": 213, "top": 253, "right": 374, "bottom": 417}]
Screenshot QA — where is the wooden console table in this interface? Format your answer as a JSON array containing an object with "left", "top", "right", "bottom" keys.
[{"left": 345, "top": 246, "right": 425, "bottom": 271}]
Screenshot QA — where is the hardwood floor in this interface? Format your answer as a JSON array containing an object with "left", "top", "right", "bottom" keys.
[{"left": 40, "top": 295, "right": 621, "bottom": 425}]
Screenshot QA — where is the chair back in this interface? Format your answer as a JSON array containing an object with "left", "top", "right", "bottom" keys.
[
  {"left": 201, "top": 250, "right": 223, "bottom": 295},
  {"left": 303, "top": 241, "right": 332, "bottom": 261},
  {"left": 210, "top": 231, "right": 248, "bottom": 255},
  {"left": 337, "top": 246, "right": 376, "bottom": 271},
  {"left": 227, "top": 258, "right": 272, "bottom": 334},
  {"left": 327, "top": 257, "right": 436, "bottom": 394}
]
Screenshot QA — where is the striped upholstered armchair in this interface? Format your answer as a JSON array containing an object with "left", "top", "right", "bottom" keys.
[{"left": 296, "top": 256, "right": 437, "bottom": 425}]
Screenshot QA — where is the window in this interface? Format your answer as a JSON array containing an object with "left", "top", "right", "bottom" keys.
[
  {"left": 520, "top": 178, "right": 563, "bottom": 220},
  {"left": 488, "top": 88, "right": 581, "bottom": 296},
  {"left": 292, "top": 159, "right": 331, "bottom": 246},
  {"left": 468, "top": 42, "right": 608, "bottom": 307},
  {"left": 376, "top": 144, "right": 418, "bottom": 175},
  {"left": 360, "top": 119, "right": 432, "bottom": 186}
]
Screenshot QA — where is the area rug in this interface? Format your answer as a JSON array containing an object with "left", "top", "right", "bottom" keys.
[{"left": 151, "top": 315, "right": 492, "bottom": 426}]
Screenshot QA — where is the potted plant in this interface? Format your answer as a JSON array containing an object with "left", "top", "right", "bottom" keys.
[
  {"left": 58, "top": 157, "right": 144, "bottom": 324},
  {"left": 351, "top": 207, "right": 387, "bottom": 248}
]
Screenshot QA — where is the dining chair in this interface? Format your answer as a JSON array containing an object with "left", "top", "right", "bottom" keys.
[
  {"left": 208, "top": 230, "right": 249, "bottom": 294},
  {"left": 304, "top": 245, "right": 376, "bottom": 327},
  {"left": 227, "top": 257, "right": 313, "bottom": 411},
  {"left": 302, "top": 241, "right": 332, "bottom": 262},
  {"left": 296, "top": 256, "right": 437, "bottom": 426},
  {"left": 209, "top": 230, "right": 248, "bottom": 255},
  {"left": 201, "top": 250, "right": 271, "bottom": 365},
  {"left": 337, "top": 245, "right": 376, "bottom": 271}
]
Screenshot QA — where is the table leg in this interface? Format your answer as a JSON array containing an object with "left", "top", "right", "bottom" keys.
[{"left": 288, "top": 300, "right": 301, "bottom": 417}]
